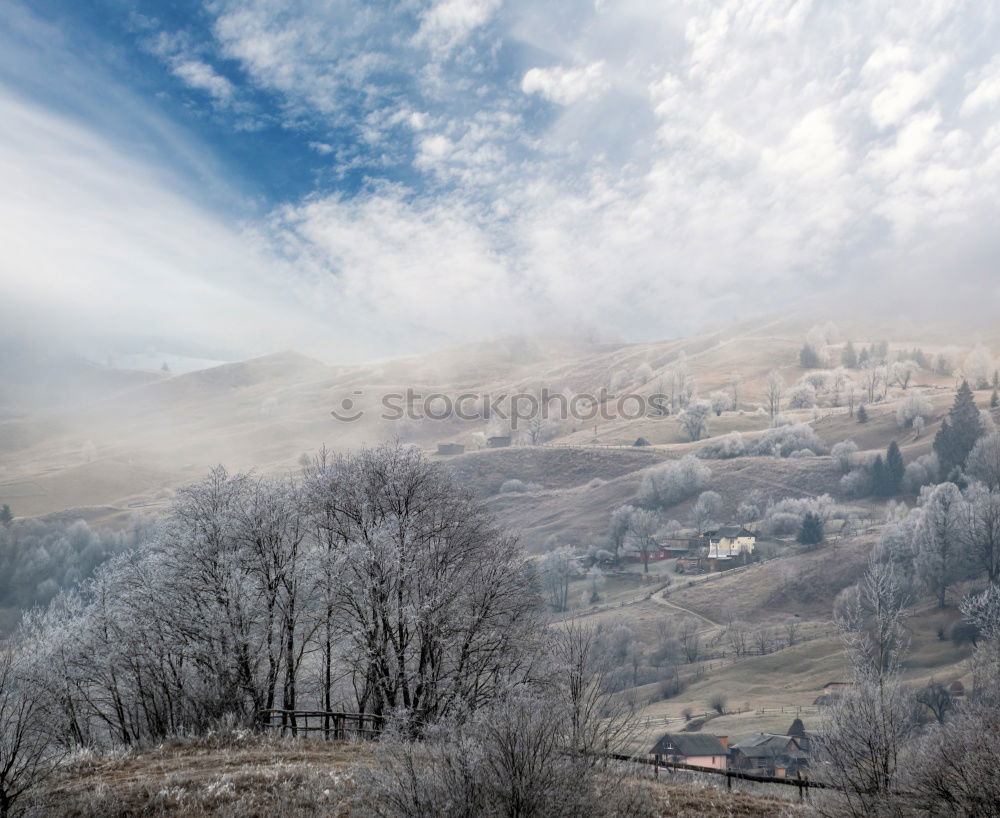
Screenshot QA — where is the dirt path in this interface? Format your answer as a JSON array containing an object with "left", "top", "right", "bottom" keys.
[{"left": 650, "top": 590, "right": 719, "bottom": 628}]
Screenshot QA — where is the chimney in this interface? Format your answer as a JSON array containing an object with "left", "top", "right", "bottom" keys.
[{"left": 716, "top": 735, "right": 729, "bottom": 750}]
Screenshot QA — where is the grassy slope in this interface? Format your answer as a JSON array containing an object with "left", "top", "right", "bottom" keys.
[{"left": 26, "top": 735, "right": 801, "bottom": 818}]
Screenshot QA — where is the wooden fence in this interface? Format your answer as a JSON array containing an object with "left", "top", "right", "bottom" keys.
[
  {"left": 259, "top": 709, "right": 385, "bottom": 739},
  {"left": 593, "top": 750, "right": 832, "bottom": 801}
]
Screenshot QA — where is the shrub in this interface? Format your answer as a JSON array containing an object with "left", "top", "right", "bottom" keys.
[
  {"left": 750, "top": 423, "right": 826, "bottom": 457},
  {"left": 897, "top": 392, "right": 933, "bottom": 428},
  {"left": 762, "top": 495, "right": 839, "bottom": 536},
  {"left": 636, "top": 456, "right": 711, "bottom": 509},
  {"left": 831, "top": 440, "right": 858, "bottom": 472},
  {"left": 840, "top": 467, "right": 873, "bottom": 498},
  {"left": 788, "top": 448, "right": 816, "bottom": 458},
  {"left": 787, "top": 384, "right": 816, "bottom": 409},
  {"left": 698, "top": 431, "right": 746, "bottom": 459},
  {"left": 903, "top": 453, "right": 939, "bottom": 493},
  {"left": 708, "top": 693, "right": 727, "bottom": 715}
]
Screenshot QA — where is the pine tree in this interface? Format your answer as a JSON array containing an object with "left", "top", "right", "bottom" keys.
[
  {"left": 797, "top": 512, "right": 824, "bottom": 545},
  {"left": 991, "top": 388, "right": 998, "bottom": 409},
  {"left": 885, "top": 441, "right": 904, "bottom": 496},
  {"left": 857, "top": 404, "right": 869, "bottom": 423},
  {"left": 0, "top": 504, "right": 10, "bottom": 525},
  {"left": 933, "top": 381, "right": 983, "bottom": 476},
  {"left": 842, "top": 341, "right": 858, "bottom": 369},
  {"left": 800, "top": 344, "right": 820, "bottom": 368},
  {"left": 872, "top": 455, "right": 887, "bottom": 497}
]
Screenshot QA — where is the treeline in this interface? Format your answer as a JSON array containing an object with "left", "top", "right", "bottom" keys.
[{"left": 0, "top": 516, "right": 149, "bottom": 615}]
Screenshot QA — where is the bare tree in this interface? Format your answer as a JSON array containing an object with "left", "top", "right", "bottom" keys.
[
  {"left": 728, "top": 370, "right": 743, "bottom": 410},
  {"left": 861, "top": 358, "right": 883, "bottom": 404},
  {"left": 0, "top": 649, "right": 59, "bottom": 818},
  {"left": 542, "top": 546, "right": 577, "bottom": 612},
  {"left": 819, "top": 560, "right": 914, "bottom": 817},
  {"left": 626, "top": 509, "right": 660, "bottom": 573},
  {"left": 690, "top": 490, "right": 721, "bottom": 534},
  {"left": 765, "top": 370, "right": 784, "bottom": 423},
  {"left": 963, "top": 481, "right": 1000, "bottom": 585},
  {"left": 914, "top": 680, "right": 954, "bottom": 724},
  {"left": 677, "top": 617, "right": 701, "bottom": 663},
  {"left": 678, "top": 400, "right": 711, "bottom": 441}
]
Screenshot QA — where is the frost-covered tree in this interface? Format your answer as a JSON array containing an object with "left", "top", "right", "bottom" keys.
[
  {"left": 690, "top": 490, "right": 722, "bottom": 534},
  {"left": 625, "top": 509, "right": 660, "bottom": 573},
  {"left": 831, "top": 440, "right": 858, "bottom": 473},
  {"left": 964, "top": 344, "right": 995, "bottom": 390},
  {"left": 709, "top": 390, "right": 730, "bottom": 416},
  {"left": 765, "top": 370, "right": 784, "bottom": 422},
  {"left": 787, "top": 383, "right": 816, "bottom": 409},
  {"left": 607, "top": 504, "right": 635, "bottom": 562},
  {"left": 636, "top": 455, "right": 710, "bottom": 509},
  {"left": 896, "top": 391, "right": 932, "bottom": 428},
  {"left": 916, "top": 482, "right": 970, "bottom": 608},
  {"left": 728, "top": 370, "right": 743, "bottom": 410},
  {"left": 542, "top": 546, "right": 577, "bottom": 612},
  {"left": 678, "top": 400, "right": 711, "bottom": 441},
  {"left": 891, "top": 359, "right": 919, "bottom": 390}
]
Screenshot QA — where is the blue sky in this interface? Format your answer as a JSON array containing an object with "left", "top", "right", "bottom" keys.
[{"left": 2, "top": 1, "right": 999, "bottom": 361}]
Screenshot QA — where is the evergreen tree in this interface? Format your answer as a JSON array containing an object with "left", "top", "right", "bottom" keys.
[
  {"left": 800, "top": 344, "right": 820, "bottom": 368},
  {"left": 991, "top": 388, "right": 998, "bottom": 409},
  {"left": 933, "top": 381, "right": 983, "bottom": 476},
  {"left": 858, "top": 348, "right": 871, "bottom": 367},
  {"left": 0, "top": 504, "right": 10, "bottom": 525},
  {"left": 797, "top": 512, "right": 824, "bottom": 545},
  {"left": 857, "top": 404, "right": 869, "bottom": 423},
  {"left": 872, "top": 455, "right": 887, "bottom": 497},
  {"left": 842, "top": 341, "right": 858, "bottom": 368},
  {"left": 885, "top": 441, "right": 904, "bottom": 496}
]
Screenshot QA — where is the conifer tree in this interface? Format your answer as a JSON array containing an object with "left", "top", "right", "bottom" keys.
[
  {"left": 842, "top": 340, "right": 858, "bottom": 369},
  {"left": 885, "top": 441, "right": 904, "bottom": 496},
  {"left": 933, "top": 381, "right": 983, "bottom": 476},
  {"left": 872, "top": 455, "right": 887, "bottom": 497},
  {"left": 857, "top": 404, "right": 869, "bottom": 423},
  {"left": 797, "top": 512, "right": 824, "bottom": 545},
  {"left": 991, "top": 388, "right": 998, "bottom": 409},
  {"left": 800, "top": 344, "right": 820, "bottom": 368},
  {"left": 0, "top": 504, "right": 11, "bottom": 525}
]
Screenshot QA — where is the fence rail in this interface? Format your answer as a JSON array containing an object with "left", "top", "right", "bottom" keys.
[
  {"left": 258, "top": 709, "right": 385, "bottom": 739},
  {"left": 593, "top": 750, "right": 831, "bottom": 800}
]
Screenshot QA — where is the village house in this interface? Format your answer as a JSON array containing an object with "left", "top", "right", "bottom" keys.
[
  {"left": 704, "top": 525, "right": 756, "bottom": 559},
  {"left": 650, "top": 733, "right": 729, "bottom": 771},
  {"left": 729, "top": 732, "right": 810, "bottom": 779}
]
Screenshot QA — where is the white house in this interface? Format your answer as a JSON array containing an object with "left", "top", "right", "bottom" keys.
[{"left": 705, "top": 525, "right": 756, "bottom": 559}]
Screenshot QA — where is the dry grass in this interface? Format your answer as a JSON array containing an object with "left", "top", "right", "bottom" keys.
[
  {"left": 23, "top": 733, "right": 369, "bottom": 817},
  {"left": 18, "top": 732, "right": 809, "bottom": 818}
]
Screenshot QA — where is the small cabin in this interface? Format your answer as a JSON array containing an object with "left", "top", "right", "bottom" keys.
[
  {"left": 436, "top": 443, "right": 466, "bottom": 456},
  {"left": 486, "top": 435, "right": 512, "bottom": 448}
]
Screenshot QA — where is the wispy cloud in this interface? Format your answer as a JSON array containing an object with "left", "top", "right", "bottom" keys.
[{"left": 3, "top": 0, "right": 1000, "bottom": 360}]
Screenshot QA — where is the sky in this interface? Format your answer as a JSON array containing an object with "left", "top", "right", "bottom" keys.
[{"left": 1, "top": 0, "right": 999, "bottom": 362}]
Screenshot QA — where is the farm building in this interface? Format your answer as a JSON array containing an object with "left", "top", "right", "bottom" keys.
[
  {"left": 436, "top": 442, "right": 465, "bottom": 455},
  {"left": 486, "top": 435, "right": 512, "bottom": 448},
  {"left": 650, "top": 733, "right": 729, "bottom": 771}
]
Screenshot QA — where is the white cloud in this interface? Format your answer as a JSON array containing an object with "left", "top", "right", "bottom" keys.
[
  {"left": 171, "top": 59, "right": 235, "bottom": 101},
  {"left": 521, "top": 62, "right": 607, "bottom": 105},
  {"left": 5, "top": 0, "right": 1000, "bottom": 357}
]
